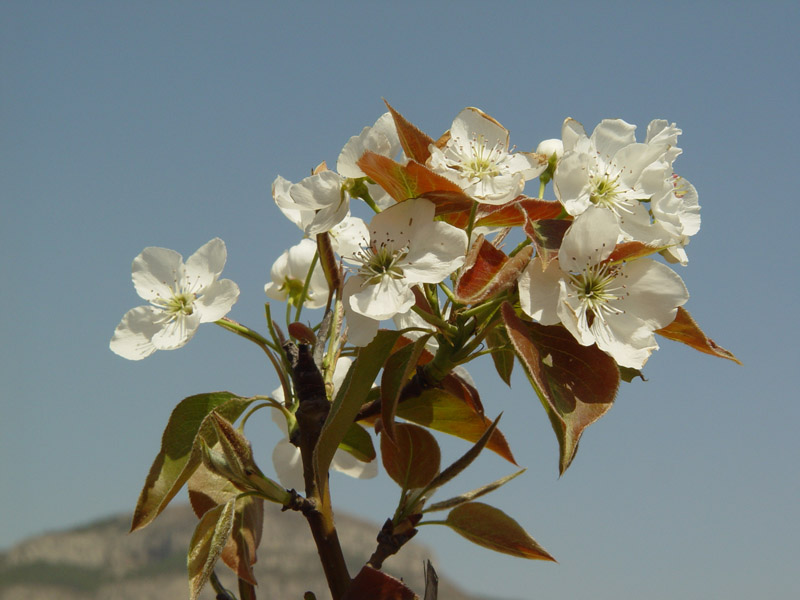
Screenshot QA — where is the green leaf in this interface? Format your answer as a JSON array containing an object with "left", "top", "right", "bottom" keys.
[
  {"left": 501, "top": 303, "right": 619, "bottom": 475},
  {"left": 188, "top": 499, "right": 236, "bottom": 600},
  {"left": 338, "top": 422, "right": 376, "bottom": 462},
  {"left": 444, "top": 502, "right": 555, "bottom": 561},
  {"left": 425, "top": 469, "right": 526, "bottom": 513},
  {"left": 314, "top": 330, "right": 403, "bottom": 493},
  {"left": 397, "top": 388, "right": 516, "bottom": 464},
  {"left": 187, "top": 464, "right": 264, "bottom": 585},
  {"left": 380, "top": 422, "right": 441, "bottom": 490},
  {"left": 486, "top": 325, "right": 514, "bottom": 386},
  {"left": 380, "top": 334, "right": 431, "bottom": 441},
  {"left": 130, "top": 392, "right": 257, "bottom": 532}
]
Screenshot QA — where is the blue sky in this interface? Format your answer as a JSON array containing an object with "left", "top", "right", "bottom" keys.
[{"left": 2, "top": 2, "right": 798, "bottom": 599}]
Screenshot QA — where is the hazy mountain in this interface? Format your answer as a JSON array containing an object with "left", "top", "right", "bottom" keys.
[{"left": 0, "top": 503, "right": 499, "bottom": 600}]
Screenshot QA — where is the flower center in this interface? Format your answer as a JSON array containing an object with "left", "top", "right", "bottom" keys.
[
  {"left": 457, "top": 135, "right": 505, "bottom": 180},
  {"left": 354, "top": 243, "right": 408, "bottom": 285},
  {"left": 165, "top": 291, "right": 196, "bottom": 316},
  {"left": 568, "top": 262, "right": 627, "bottom": 327}
]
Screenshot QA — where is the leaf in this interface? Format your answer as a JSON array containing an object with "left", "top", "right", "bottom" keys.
[
  {"left": 656, "top": 306, "right": 741, "bottom": 364},
  {"left": 356, "top": 152, "right": 472, "bottom": 212},
  {"left": 384, "top": 99, "right": 435, "bottom": 164},
  {"left": 130, "top": 392, "right": 257, "bottom": 532},
  {"left": 188, "top": 499, "right": 236, "bottom": 600},
  {"left": 339, "top": 422, "right": 377, "bottom": 462},
  {"left": 342, "top": 565, "right": 417, "bottom": 600},
  {"left": 381, "top": 335, "right": 431, "bottom": 441},
  {"left": 396, "top": 388, "right": 516, "bottom": 464},
  {"left": 425, "top": 469, "right": 526, "bottom": 513},
  {"left": 316, "top": 231, "right": 341, "bottom": 295},
  {"left": 455, "top": 235, "right": 533, "bottom": 304},
  {"left": 486, "top": 326, "right": 514, "bottom": 386},
  {"left": 475, "top": 196, "right": 563, "bottom": 228},
  {"left": 315, "top": 330, "right": 403, "bottom": 493},
  {"left": 501, "top": 303, "right": 619, "bottom": 474},
  {"left": 444, "top": 502, "right": 555, "bottom": 561},
  {"left": 606, "top": 240, "right": 667, "bottom": 263},
  {"left": 522, "top": 219, "right": 571, "bottom": 268},
  {"left": 380, "top": 422, "right": 441, "bottom": 490},
  {"left": 187, "top": 464, "right": 264, "bottom": 585},
  {"left": 423, "top": 560, "right": 438, "bottom": 600}
]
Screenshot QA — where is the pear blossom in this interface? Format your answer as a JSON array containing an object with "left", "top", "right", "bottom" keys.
[
  {"left": 649, "top": 174, "right": 701, "bottom": 265},
  {"left": 270, "top": 357, "right": 377, "bottom": 489},
  {"left": 342, "top": 198, "right": 468, "bottom": 346},
  {"left": 110, "top": 238, "right": 239, "bottom": 360},
  {"left": 553, "top": 118, "right": 676, "bottom": 241},
  {"left": 518, "top": 208, "right": 688, "bottom": 369},
  {"left": 428, "top": 107, "right": 548, "bottom": 205},
  {"left": 536, "top": 138, "right": 564, "bottom": 159},
  {"left": 265, "top": 238, "right": 329, "bottom": 309},
  {"left": 273, "top": 114, "right": 402, "bottom": 235}
]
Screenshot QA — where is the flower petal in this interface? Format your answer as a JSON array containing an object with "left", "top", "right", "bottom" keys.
[
  {"left": 132, "top": 246, "right": 185, "bottom": 303},
  {"left": 184, "top": 238, "right": 227, "bottom": 294},
  {"left": 195, "top": 278, "right": 240, "bottom": 322},
  {"left": 151, "top": 312, "right": 201, "bottom": 350},
  {"left": 271, "top": 439, "right": 305, "bottom": 491},
  {"left": 109, "top": 305, "right": 162, "bottom": 360}
]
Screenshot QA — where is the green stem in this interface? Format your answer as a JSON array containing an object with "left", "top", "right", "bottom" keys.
[
  {"left": 294, "top": 250, "right": 320, "bottom": 323},
  {"left": 538, "top": 179, "right": 546, "bottom": 199}
]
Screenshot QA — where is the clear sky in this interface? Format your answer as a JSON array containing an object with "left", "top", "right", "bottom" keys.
[{"left": 2, "top": 2, "right": 798, "bottom": 599}]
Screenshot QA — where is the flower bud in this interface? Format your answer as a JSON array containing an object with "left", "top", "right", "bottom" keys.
[{"left": 536, "top": 138, "right": 563, "bottom": 160}]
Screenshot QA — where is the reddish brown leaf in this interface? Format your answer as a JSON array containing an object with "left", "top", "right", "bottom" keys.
[
  {"left": 343, "top": 565, "right": 417, "bottom": 600},
  {"left": 501, "top": 303, "right": 619, "bottom": 474},
  {"left": 380, "top": 422, "right": 441, "bottom": 490},
  {"left": 455, "top": 236, "right": 533, "bottom": 304},
  {"left": 656, "top": 307, "right": 741, "bottom": 364},
  {"left": 475, "top": 197, "right": 563, "bottom": 228},
  {"left": 356, "top": 152, "right": 472, "bottom": 211},
  {"left": 522, "top": 219, "right": 571, "bottom": 269},
  {"left": 606, "top": 240, "right": 664, "bottom": 263},
  {"left": 316, "top": 231, "right": 341, "bottom": 295},
  {"left": 445, "top": 502, "right": 555, "bottom": 561},
  {"left": 486, "top": 326, "right": 514, "bottom": 386},
  {"left": 397, "top": 388, "right": 516, "bottom": 465},
  {"left": 288, "top": 322, "right": 316, "bottom": 344},
  {"left": 384, "top": 99, "right": 435, "bottom": 164}
]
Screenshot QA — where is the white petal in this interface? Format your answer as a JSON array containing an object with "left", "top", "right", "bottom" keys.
[
  {"left": 617, "top": 259, "right": 689, "bottom": 329},
  {"left": 271, "top": 439, "right": 305, "bottom": 491},
  {"left": 184, "top": 238, "right": 227, "bottom": 294},
  {"left": 331, "top": 450, "right": 378, "bottom": 479},
  {"left": 132, "top": 246, "right": 184, "bottom": 303},
  {"left": 560, "top": 118, "right": 587, "bottom": 153},
  {"left": 151, "top": 312, "right": 201, "bottom": 350},
  {"left": 290, "top": 171, "right": 345, "bottom": 210},
  {"left": 592, "top": 311, "right": 657, "bottom": 369},
  {"left": 195, "top": 278, "right": 240, "bottom": 322},
  {"left": 369, "top": 197, "right": 433, "bottom": 249},
  {"left": 450, "top": 107, "right": 509, "bottom": 151},
  {"left": 591, "top": 119, "right": 637, "bottom": 158},
  {"left": 337, "top": 112, "right": 401, "bottom": 178},
  {"left": 402, "top": 221, "right": 467, "bottom": 283},
  {"left": 518, "top": 258, "right": 563, "bottom": 325},
  {"left": 349, "top": 275, "right": 415, "bottom": 320},
  {"left": 558, "top": 207, "right": 619, "bottom": 267},
  {"left": 553, "top": 151, "right": 592, "bottom": 215},
  {"left": 109, "top": 305, "right": 162, "bottom": 360}
]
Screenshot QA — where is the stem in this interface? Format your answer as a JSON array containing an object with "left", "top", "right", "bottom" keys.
[
  {"left": 295, "top": 250, "right": 320, "bottom": 323},
  {"left": 286, "top": 342, "right": 351, "bottom": 599}
]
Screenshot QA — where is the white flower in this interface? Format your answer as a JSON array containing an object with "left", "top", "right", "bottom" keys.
[
  {"left": 329, "top": 215, "right": 369, "bottom": 259},
  {"left": 342, "top": 198, "right": 468, "bottom": 346},
  {"left": 273, "top": 114, "right": 402, "bottom": 234},
  {"left": 265, "top": 238, "right": 329, "bottom": 309},
  {"left": 536, "top": 138, "right": 563, "bottom": 159},
  {"left": 270, "top": 357, "right": 377, "bottom": 488},
  {"left": 428, "top": 107, "right": 548, "bottom": 205},
  {"left": 110, "top": 238, "right": 239, "bottom": 360},
  {"left": 650, "top": 174, "right": 701, "bottom": 265},
  {"left": 518, "top": 208, "right": 688, "bottom": 369},
  {"left": 553, "top": 118, "right": 673, "bottom": 235}
]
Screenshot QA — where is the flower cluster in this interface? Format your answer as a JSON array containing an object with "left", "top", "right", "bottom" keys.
[{"left": 264, "top": 107, "right": 699, "bottom": 370}]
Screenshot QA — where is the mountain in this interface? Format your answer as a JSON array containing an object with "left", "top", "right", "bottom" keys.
[{"left": 0, "top": 503, "right": 492, "bottom": 600}]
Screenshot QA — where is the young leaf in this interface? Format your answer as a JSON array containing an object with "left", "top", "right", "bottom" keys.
[
  {"left": 384, "top": 99, "right": 435, "bottom": 164},
  {"left": 397, "top": 388, "right": 516, "bottom": 464},
  {"left": 380, "top": 422, "right": 441, "bottom": 490},
  {"left": 188, "top": 499, "right": 236, "bottom": 600},
  {"left": 656, "top": 306, "right": 741, "bottom": 364},
  {"left": 342, "top": 565, "right": 417, "bottom": 600},
  {"left": 455, "top": 235, "right": 533, "bottom": 304},
  {"left": 130, "top": 393, "right": 256, "bottom": 532},
  {"left": 475, "top": 196, "right": 563, "bottom": 228},
  {"left": 425, "top": 469, "right": 526, "bottom": 513},
  {"left": 188, "top": 464, "right": 265, "bottom": 585},
  {"left": 522, "top": 219, "right": 570, "bottom": 268},
  {"left": 338, "top": 421, "right": 377, "bottom": 462},
  {"left": 444, "top": 502, "right": 555, "bottom": 561},
  {"left": 501, "top": 303, "right": 619, "bottom": 474},
  {"left": 314, "top": 330, "right": 403, "bottom": 493}
]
